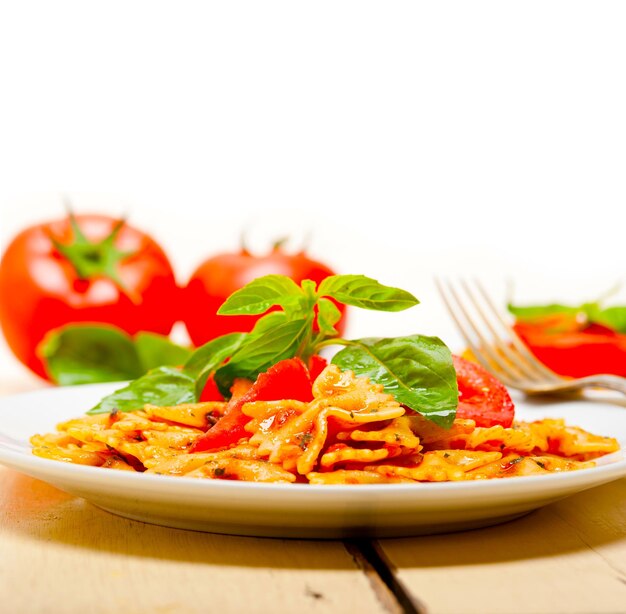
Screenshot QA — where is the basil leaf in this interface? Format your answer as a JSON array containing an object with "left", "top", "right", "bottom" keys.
[
  {"left": 318, "top": 275, "right": 418, "bottom": 312},
  {"left": 250, "top": 311, "right": 289, "bottom": 335},
  {"left": 39, "top": 325, "right": 192, "bottom": 386},
  {"left": 218, "top": 275, "right": 304, "bottom": 316},
  {"left": 507, "top": 303, "right": 582, "bottom": 320},
  {"left": 214, "top": 317, "right": 310, "bottom": 396},
  {"left": 87, "top": 366, "right": 197, "bottom": 414},
  {"left": 135, "top": 332, "right": 192, "bottom": 371},
  {"left": 331, "top": 335, "right": 458, "bottom": 428},
  {"left": 317, "top": 297, "right": 342, "bottom": 335},
  {"left": 39, "top": 325, "right": 144, "bottom": 385},
  {"left": 586, "top": 305, "right": 626, "bottom": 333},
  {"left": 183, "top": 332, "right": 248, "bottom": 395},
  {"left": 509, "top": 301, "right": 626, "bottom": 333}
]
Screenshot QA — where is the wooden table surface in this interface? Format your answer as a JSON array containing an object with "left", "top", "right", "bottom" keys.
[{"left": 1, "top": 378, "right": 625, "bottom": 614}]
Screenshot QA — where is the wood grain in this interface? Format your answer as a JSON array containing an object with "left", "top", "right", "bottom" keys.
[
  {"left": 378, "top": 477, "right": 626, "bottom": 614},
  {"left": 0, "top": 467, "right": 393, "bottom": 614}
]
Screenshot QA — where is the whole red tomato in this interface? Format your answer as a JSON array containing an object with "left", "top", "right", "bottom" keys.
[
  {"left": 0, "top": 214, "right": 178, "bottom": 379},
  {"left": 184, "top": 246, "right": 346, "bottom": 346}
]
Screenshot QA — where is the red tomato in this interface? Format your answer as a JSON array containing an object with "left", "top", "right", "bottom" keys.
[
  {"left": 199, "top": 373, "right": 225, "bottom": 402},
  {"left": 192, "top": 357, "right": 313, "bottom": 452},
  {"left": 0, "top": 214, "right": 178, "bottom": 380},
  {"left": 308, "top": 354, "right": 328, "bottom": 381},
  {"left": 513, "top": 316, "right": 626, "bottom": 378},
  {"left": 184, "top": 246, "right": 346, "bottom": 346},
  {"left": 453, "top": 355, "right": 515, "bottom": 428}
]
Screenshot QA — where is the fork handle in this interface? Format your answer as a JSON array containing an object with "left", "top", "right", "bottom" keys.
[{"left": 572, "top": 375, "right": 626, "bottom": 395}]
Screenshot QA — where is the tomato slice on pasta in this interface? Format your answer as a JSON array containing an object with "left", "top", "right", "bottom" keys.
[
  {"left": 308, "top": 354, "right": 328, "bottom": 381},
  {"left": 453, "top": 355, "right": 515, "bottom": 428},
  {"left": 192, "top": 358, "right": 313, "bottom": 452}
]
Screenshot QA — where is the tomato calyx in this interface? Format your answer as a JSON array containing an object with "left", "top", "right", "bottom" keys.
[
  {"left": 238, "top": 236, "right": 291, "bottom": 258},
  {"left": 48, "top": 213, "right": 134, "bottom": 287},
  {"left": 271, "top": 237, "right": 289, "bottom": 251}
]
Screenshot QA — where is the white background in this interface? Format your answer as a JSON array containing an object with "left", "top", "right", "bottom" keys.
[{"left": 0, "top": 1, "right": 625, "bottom": 390}]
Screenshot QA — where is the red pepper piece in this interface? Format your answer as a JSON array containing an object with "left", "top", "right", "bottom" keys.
[
  {"left": 453, "top": 355, "right": 515, "bottom": 428},
  {"left": 192, "top": 357, "right": 314, "bottom": 452}
]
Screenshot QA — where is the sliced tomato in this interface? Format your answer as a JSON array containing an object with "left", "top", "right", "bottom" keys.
[
  {"left": 308, "top": 354, "right": 328, "bottom": 381},
  {"left": 514, "top": 319, "right": 626, "bottom": 378},
  {"left": 192, "top": 358, "right": 313, "bottom": 452},
  {"left": 453, "top": 355, "right": 515, "bottom": 428},
  {"left": 198, "top": 374, "right": 225, "bottom": 402}
]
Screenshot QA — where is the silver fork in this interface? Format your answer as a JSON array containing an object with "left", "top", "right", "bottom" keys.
[{"left": 435, "top": 278, "right": 626, "bottom": 396}]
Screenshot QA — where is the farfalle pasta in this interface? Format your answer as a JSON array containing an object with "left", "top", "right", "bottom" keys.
[{"left": 31, "top": 365, "right": 620, "bottom": 483}]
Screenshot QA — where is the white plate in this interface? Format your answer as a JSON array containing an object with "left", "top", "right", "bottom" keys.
[{"left": 0, "top": 383, "right": 625, "bottom": 539}]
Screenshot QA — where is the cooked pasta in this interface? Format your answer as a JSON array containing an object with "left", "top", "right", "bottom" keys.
[{"left": 31, "top": 365, "right": 620, "bottom": 483}]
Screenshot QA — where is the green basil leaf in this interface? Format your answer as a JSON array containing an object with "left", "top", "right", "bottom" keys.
[
  {"left": 183, "top": 332, "right": 248, "bottom": 395},
  {"left": 183, "top": 332, "right": 247, "bottom": 377},
  {"left": 214, "top": 317, "right": 310, "bottom": 396},
  {"left": 87, "top": 366, "right": 197, "bottom": 414},
  {"left": 217, "top": 275, "right": 304, "bottom": 316},
  {"left": 509, "top": 301, "right": 626, "bottom": 333},
  {"left": 39, "top": 325, "right": 193, "bottom": 386},
  {"left": 584, "top": 305, "right": 626, "bottom": 333},
  {"left": 250, "top": 311, "right": 289, "bottom": 335},
  {"left": 317, "top": 297, "right": 342, "bottom": 335},
  {"left": 318, "top": 275, "right": 418, "bottom": 312},
  {"left": 134, "top": 332, "right": 192, "bottom": 371},
  {"left": 39, "top": 325, "right": 144, "bottom": 386},
  {"left": 331, "top": 335, "right": 458, "bottom": 428},
  {"left": 507, "top": 303, "right": 582, "bottom": 320}
]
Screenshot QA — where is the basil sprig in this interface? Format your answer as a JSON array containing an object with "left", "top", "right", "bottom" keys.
[
  {"left": 509, "top": 300, "right": 626, "bottom": 333},
  {"left": 85, "top": 274, "right": 458, "bottom": 427}
]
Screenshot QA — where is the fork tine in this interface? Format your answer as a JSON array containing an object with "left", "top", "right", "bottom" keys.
[
  {"left": 457, "top": 279, "right": 537, "bottom": 381},
  {"left": 435, "top": 278, "right": 526, "bottom": 388},
  {"left": 437, "top": 278, "right": 626, "bottom": 397},
  {"left": 460, "top": 279, "right": 560, "bottom": 383},
  {"left": 473, "top": 280, "right": 561, "bottom": 381}
]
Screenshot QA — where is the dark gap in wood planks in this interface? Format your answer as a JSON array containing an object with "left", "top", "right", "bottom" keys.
[{"left": 344, "top": 540, "right": 427, "bottom": 614}]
